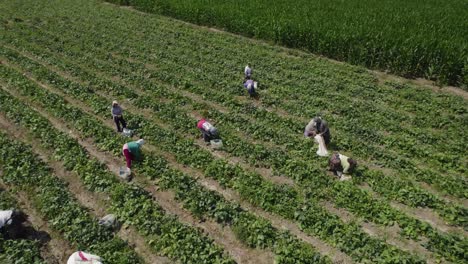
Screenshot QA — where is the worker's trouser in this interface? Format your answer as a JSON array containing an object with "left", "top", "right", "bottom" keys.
[
  {"left": 113, "top": 115, "right": 127, "bottom": 132},
  {"left": 322, "top": 132, "right": 330, "bottom": 146},
  {"left": 247, "top": 86, "right": 256, "bottom": 97},
  {"left": 123, "top": 148, "right": 134, "bottom": 168},
  {"left": 200, "top": 129, "right": 213, "bottom": 142}
]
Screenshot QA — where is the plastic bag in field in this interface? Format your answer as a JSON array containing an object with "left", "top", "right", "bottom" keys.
[{"left": 314, "top": 134, "right": 328, "bottom": 157}]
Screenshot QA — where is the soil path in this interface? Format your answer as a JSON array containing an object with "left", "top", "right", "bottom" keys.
[
  {"left": 107, "top": 2, "right": 468, "bottom": 99},
  {"left": 5, "top": 44, "right": 465, "bottom": 220},
  {"left": 0, "top": 181, "right": 70, "bottom": 264},
  {"left": 0, "top": 66, "right": 353, "bottom": 263},
  {"left": 0, "top": 87, "right": 273, "bottom": 264},
  {"left": 5, "top": 55, "right": 455, "bottom": 263},
  {"left": 319, "top": 201, "right": 437, "bottom": 263},
  {"left": 0, "top": 113, "right": 173, "bottom": 264}
]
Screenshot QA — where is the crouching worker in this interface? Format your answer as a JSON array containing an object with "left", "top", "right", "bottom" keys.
[
  {"left": 99, "top": 214, "right": 120, "bottom": 231},
  {"left": 329, "top": 152, "right": 357, "bottom": 180},
  {"left": 122, "top": 139, "right": 145, "bottom": 175},
  {"left": 243, "top": 77, "right": 257, "bottom": 97},
  {"left": 0, "top": 209, "right": 28, "bottom": 239},
  {"left": 67, "top": 251, "right": 102, "bottom": 264},
  {"left": 304, "top": 116, "right": 331, "bottom": 146},
  {"left": 197, "top": 119, "right": 219, "bottom": 143}
]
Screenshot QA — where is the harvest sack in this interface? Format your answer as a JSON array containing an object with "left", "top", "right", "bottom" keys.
[
  {"left": 0, "top": 210, "right": 13, "bottom": 229},
  {"left": 67, "top": 251, "right": 102, "bottom": 264},
  {"left": 314, "top": 134, "right": 329, "bottom": 156}
]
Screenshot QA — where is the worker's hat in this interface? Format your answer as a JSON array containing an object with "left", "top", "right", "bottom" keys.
[{"left": 112, "top": 100, "right": 118, "bottom": 105}]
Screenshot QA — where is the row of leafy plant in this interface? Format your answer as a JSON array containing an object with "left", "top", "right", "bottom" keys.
[
  {"left": 0, "top": 188, "right": 47, "bottom": 264},
  {"left": 0, "top": 49, "right": 435, "bottom": 263},
  {"left": 2, "top": 22, "right": 463, "bottom": 232},
  {"left": 9, "top": 6, "right": 464, "bottom": 205},
  {"left": 2, "top": 2, "right": 467, "bottom": 208},
  {"left": 0, "top": 84, "right": 236, "bottom": 263},
  {"left": 3, "top": 22, "right": 465, "bottom": 241},
  {"left": 0, "top": 132, "right": 142, "bottom": 263},
  {"left": 0, "top": 62, "right": 333, "bottom": 263},
  {"left": 0, "top": 2, "right": 464, "bottom": 260},
  {"left": 107, "top": 0, "right": 468, "bottom": 87}
]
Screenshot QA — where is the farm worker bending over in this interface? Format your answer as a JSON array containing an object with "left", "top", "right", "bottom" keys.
[
  {"left": 329, "top": 152, "right": 357, "bottom": 179},
  {"left": 243, "top": 77, "right": 257, "bottom": 97},
  {"left": 0, "top": 210, "right": 27, "bottom": 239},
  {"left": 67, "top": 251, "right": 102, "bottom": 264},
  {"left": 197, "top": 119, "right": 219, "bottom": 143},
  {"left": 244, "top": 64, "right": 252, "bottom": 79},
  {"left": 99, "top": 214, "right": 119, "bottom": 231},
  {"left": 304, "top": 116, "right": 331, "bottom": 146},
  {"left": 111, "top": 100, "right": 127, "bottom": 132},
  {"left": 122, "top": 139, "right": 145, "bottom": 173}
]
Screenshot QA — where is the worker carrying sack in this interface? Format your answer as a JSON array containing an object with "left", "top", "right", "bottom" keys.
[{"left": 314, "top": 134, "right": 329, "bottom": 157}]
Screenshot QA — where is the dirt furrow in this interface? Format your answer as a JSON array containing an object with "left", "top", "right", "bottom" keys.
[
  {"left": 0, "top": 59, "right": 354, "bottom": 263},
  {"left": 6, "top": 53, "right": 451, "bottom": 263},
  {"left": 0, "top": 181, "right": 70, "bottom": 264},
  {"left": 0, "top": 113, "right": 173, "bottom": 264},
  {"left": 0, "top": 82, "right": 274, "bottom": 264},
  {"left": 319, "top": 201, "right": 437, "bottom": 263},
  {"left": 5, "top": 44, "right": 464, "bottom": 215},
  {"left": 359, "top": 183, "right": 467, "bottom": 237}
]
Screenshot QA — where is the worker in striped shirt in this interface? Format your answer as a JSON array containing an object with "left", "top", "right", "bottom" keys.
[{"left": 329, "top": 152, "right": 357, "bottom": 179}]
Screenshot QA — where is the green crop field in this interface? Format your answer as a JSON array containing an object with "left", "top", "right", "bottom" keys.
[
  {"left": 0, "top": 0, "right": 467, "bottom": 263},
  {"left": 109, "top": 0, "right": 468, "bottom": 88}
]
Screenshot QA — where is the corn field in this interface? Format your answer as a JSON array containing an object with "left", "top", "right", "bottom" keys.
[{"left": 110, "top": 0, "right": 468, "bottom": 88}]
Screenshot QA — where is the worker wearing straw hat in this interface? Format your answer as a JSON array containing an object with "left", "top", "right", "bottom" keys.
[{"left": 111, "top": 100, "right": 127, "bottom": 132}]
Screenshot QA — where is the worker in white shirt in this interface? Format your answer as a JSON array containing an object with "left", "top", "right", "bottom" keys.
[{"left": 329, "top": 152, "right": 357, "bottom": 180}]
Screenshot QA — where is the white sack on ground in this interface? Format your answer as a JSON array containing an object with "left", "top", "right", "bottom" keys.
[
  {"left": 314, "top": 134, "right": 329, "bottom": 157},
  {"left": 0, "top": 210, "right": 13, "bottom": 229},
  {"left": 67, "top": 251, "right": 102, "bottom": 264}
]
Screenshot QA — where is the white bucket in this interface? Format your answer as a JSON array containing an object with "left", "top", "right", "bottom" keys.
[
  {"left": 122, "top": 128, "right": 133, "bottom": 137},
  {"left": 210, "top": 139, "right": 223, "bottom": 149},
  {"left": 119, "top": 166, "right": 131, "bottom": 181}
]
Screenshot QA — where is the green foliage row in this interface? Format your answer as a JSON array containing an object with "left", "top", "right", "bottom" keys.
[
  {"left": 0, "top": 47, "right": 428, "bottom": 263},
  {"left": 4, "top": 16, "right": 465, "bottom": 240},
  {"left": 108, "top": 0, "right": 468, "bottom": 87},
  {"left": 0, "top": 1, "right": 466, "bottom": 262},
  {"left": 0, "top": 133, "right": 141, "bottom": 263},
  {"left": 0, "top": 189, "right": 46, "bottom": 264},
  {"left": 0, "top": 79, "right": 234, "bottom": 263},
  {"left": 0, "top": 59, "right": 329, "bottom": 263},
  {"left": 2, "top": 31, "right": 466, "bottom": 263}
]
